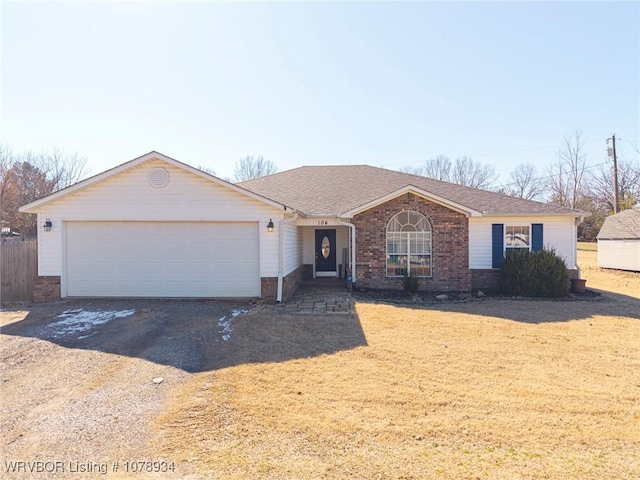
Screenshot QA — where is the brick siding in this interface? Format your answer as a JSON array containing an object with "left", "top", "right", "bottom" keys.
[
  {"left": 282, "top": 265, "right": 304, "bottom": 301},
  {"left": 261, "top": 265, "right": 304, "bottom": 302},
  {"left": 353, "top": 193, "right": 471, "bottom": 292},
  {"left": 33, "top": 276, "right": 61, "bottom": 302},
  {"left": 470, "top": 270, "right": 500, "bottom": 292},
  {"left": 302, "top": 264, "right": 314, "bottom": 280},
  {"left": 472, "top": 268, "right": 579, "bottom": 293}
]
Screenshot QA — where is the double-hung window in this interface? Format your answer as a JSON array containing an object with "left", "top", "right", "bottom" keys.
[
  {"left": 505, "top": 225, "right": 530, "bottom": 253},
  {"left": 386, "top": 211, "right": 432, "bottom": 277}
]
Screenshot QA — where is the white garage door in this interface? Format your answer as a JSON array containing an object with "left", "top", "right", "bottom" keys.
[{"left": 66, "top": 222, "right": 260, "bottom": 297}]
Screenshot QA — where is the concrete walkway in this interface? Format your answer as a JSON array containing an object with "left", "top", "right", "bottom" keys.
[{"left": 254, "top": 279, "right": 353, "bottom": 315}]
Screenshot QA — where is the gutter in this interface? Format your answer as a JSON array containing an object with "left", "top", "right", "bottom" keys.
[
  {"left": 277, "top": 213, "right": 298, "bottom": 303},
  {"left": 479, "top": 212, "right": 591, "bottom": 218}
]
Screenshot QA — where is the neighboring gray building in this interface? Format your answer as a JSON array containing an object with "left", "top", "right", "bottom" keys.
[{"left": 597, "top": 207, "right": 640, "bottom": 272}]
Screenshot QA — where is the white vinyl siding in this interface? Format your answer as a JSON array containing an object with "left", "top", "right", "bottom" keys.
[
  {"left": 598, "top": 240, "right": 640, "bottom": 271},
  {"left": 469, "top": 217, "right": 577, "bottom": 270},
  {"left": 34, "top": 159, "right": 283, "bottom": 278},
  {"left": 66, "top": 221, "right": 259, "bottom": 297},
  {"left": 283, "top": 220, "right": 303, "bottom": 275}
]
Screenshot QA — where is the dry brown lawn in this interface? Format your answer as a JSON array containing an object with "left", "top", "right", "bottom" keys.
[
  {"left": 578, "top": 244, "right": 639, "bottom": 300},
  {"left": 151, "top": 252, "right": 640, "bottom": 479}
]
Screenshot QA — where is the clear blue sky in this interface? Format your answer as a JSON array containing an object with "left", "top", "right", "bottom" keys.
[{"left": 2, "top": 1, "right": 638, "bottom": 185}]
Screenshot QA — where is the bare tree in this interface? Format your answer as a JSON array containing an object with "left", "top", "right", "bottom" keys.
[
  {"left": 398, "top": 165, "right": 424, "bottom": 175},
  {"left": 400, "top": 155, "right": 452, "bottom": 180},
  {"left": 451, "top": 156, "right": 497, "bottom": 189},
  {"left": 233, "top": 155, "right": 277, "bottom": 182},
  {"left": 507, "top": 162, "right": 547, "bottom": 200},
  {"left": 548, "top": 131, "right": 588, "bottom": 209},
  {"left": 196, "top": 165, "right": 217, "bottom": 176},
  {"left": 588, "top": 157, "right": 640, "bottom": 213},
  {"left": 47, "top": 149, "right": 89, "bottom": 189},
  {"left": 0, "top": 146, "right": 89, "bottom": 236},
  {"left": 2, "top": 161, "right": 53, "bottom": 236},
  {"left": 0, "top": 145, "right": 14, "bottom": 227},
  {"left": 422, "top": 155, "right": 452, "bottom": 181},
  {"left": 400, "top": 154, "right": 496, "bottom": 189}
]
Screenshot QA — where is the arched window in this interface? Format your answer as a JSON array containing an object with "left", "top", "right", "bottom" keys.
[{"left": 386, "top": 210, "right": 432, "bottom": 277}]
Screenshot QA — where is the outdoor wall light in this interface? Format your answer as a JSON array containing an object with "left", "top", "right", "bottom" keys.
[
  {"left": 267, "top": 219, "right": 275, "bottom": 233},
  {"left": 43, "top": 218, "right": 52, "bottom": 232}
]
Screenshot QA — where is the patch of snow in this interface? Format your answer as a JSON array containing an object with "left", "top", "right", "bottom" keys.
[
  {"left": 76, "top": 332, "right": 97, "bottom": 340},
  {"left": 217, "top": 316, "right": 231, "bottom": 341},
  {"left": 216, "top": 309, "right": 250, "bottom": 342},
  {"left": 48, "top": 309, "right": 135, "bottom": 339}
]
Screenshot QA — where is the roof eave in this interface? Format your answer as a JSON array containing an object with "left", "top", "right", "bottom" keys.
[
  {"left": 479, "top": 211, "right": 591, "bottom": 218},
  {"left": 597, "top": 237, "right": 640, "bottom": 240}
]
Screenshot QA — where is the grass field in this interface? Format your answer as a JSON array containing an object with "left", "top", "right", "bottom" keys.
[
  {"left": 152, "top": 252, "right": 640, "bottom": 479},
  {"left": 577, "top": 241, "right": 598, "bottom": 252}
]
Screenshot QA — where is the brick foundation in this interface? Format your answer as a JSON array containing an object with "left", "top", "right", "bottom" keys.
[
  {"left": 261, "top": 277, "right": 277, "bottom": 301},
  {"left": 33, "top": 276, "right": 61, "bottom": 302},
  {"left": 471, "top": 269, "right": 500, "bottom": 292},
  {"left": 303, "top": 264, "right": 314, "bottom": 280},
  {"left": 471, "top": 268, "right": 580, "bottom": 293},
  {"left": 353, "top": 193, "right": 471, "bottom": 292},
  {"left": 282, "top": 265, "right": 304, "bottom": 301},
  {"left": 261, "top": 265, "right": 304, "bottom": 303}
]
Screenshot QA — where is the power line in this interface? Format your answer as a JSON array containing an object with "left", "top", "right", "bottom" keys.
[
  {"left": 467, "top": 138, "right": 607, "bottom": 159},
  {"left": 493, "top": 161, "right": 609, "bottom": 191},
  {"left": 619, "top": 138, "right": 640, "bottom": 155},
  {"left": 383, "top": 138, "right": 609, "bottom": 168}
]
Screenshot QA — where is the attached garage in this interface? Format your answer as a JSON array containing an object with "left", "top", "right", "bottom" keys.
[
  {"left": 65, "top": 221, "right": 260, "bottom": 297},
  {"left": 19, "top": 152, "right": 291, "bottom": 301}
]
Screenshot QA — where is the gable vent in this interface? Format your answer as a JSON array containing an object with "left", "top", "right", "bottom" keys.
[{"left": 148, "top": 167, "right": 170, "bottom": 188}]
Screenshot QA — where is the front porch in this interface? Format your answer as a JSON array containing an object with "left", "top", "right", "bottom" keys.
[
  {"left": 255, "top": 276, "right": 353, "bottom": 314},
  {"left": 299, "top": 223, "right": 353, "bottom": 281}
]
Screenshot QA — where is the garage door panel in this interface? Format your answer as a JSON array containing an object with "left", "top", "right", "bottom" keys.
[{"left": 66, "top": 222, "right": 260, "bottom": 297}]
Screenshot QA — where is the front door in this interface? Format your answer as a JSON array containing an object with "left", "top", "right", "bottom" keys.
[{"left": 315, "top": 229, "right": 337, "bottom": 277}]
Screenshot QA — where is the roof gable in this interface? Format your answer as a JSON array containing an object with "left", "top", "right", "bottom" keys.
[
  {"left": 597, "top": 208, "right": 640, "bottom": 239},
  {"left": 20, "top": 151, "right": 287, "bottom": 213},
  {"left": 342, "top": 185, "right": 482, "bottom": 217},
  {"left": 239, "top": 165, "right": 588, "bottom": 217}
]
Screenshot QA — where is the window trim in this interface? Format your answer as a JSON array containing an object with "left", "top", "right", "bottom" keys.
[{"left": 386, "top": 210, "right": 433, "bottom": 278}]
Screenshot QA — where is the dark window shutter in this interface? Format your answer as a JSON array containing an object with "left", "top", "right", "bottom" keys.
[
  {"left": 492, "top": 223, "right": 504, "bottom": 268},
  {"left": 532, "top": 223, "right": 543, "bottom": 252}
]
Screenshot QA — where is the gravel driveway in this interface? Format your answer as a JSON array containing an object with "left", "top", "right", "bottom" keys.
[{"left": 1, "top": 299, "right": 253, "bottom": 479}]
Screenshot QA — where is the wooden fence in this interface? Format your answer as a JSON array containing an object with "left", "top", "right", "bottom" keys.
[{"left": 1, "top": 238, "right": 37, "bottom": 304}]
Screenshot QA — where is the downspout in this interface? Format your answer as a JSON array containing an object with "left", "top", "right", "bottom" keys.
[
  {"left": 575, "top": 215, "right": 584, "bottom": 279},
  {"left": 336, "top": 217, "right": 356, "bottom": 288},
  {"left": 277, "top": 213, "right": 298, "bottom": 303}
]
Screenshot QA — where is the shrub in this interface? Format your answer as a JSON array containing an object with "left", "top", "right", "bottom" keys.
[
  {"left": 499, "top": 249, "right": 569, "bottom": 298},
  {"left": 402, "top": 271, "right": 419, "bottom": 295}
]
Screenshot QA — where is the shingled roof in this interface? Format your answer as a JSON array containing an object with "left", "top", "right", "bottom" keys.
[
  {"left": 597, "top": 208, "right": 640, "bottom": 240},
  {"left": 239, "top": 165, "right": 587, "bottom": 217}
]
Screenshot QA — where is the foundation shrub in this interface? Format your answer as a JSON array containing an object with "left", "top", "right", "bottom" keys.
[
  {"left": 499, "top": 249, "right": 569, "bottom": 298},
  {"left": 402, "top": 272, "right": 419, "bottom": 295}
]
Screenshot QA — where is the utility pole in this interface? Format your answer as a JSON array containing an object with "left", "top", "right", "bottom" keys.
[{"left": 607, "top": 134, "right": 619, "bottom": 214}]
